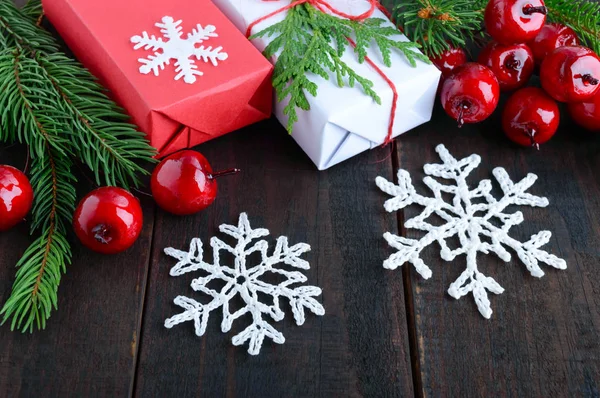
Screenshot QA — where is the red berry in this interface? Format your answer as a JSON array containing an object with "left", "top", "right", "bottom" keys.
[
  {"left": 528, "top": 23, "right": 579, "bottom": 65},
  {"left": 540, "top": 46, "right": 600, "bottom": 102},
  {"left": 440, "top": 63, "right": 500, "bottom": 127},
  {"left": 151, "top": 150, "right": 239, "bottom": 216},
  {"left": 502, "top": 87, "right": 560, "bottom": 148},
  {"left": 485, "top": 0, "right": 547, "bottom": 44},
  {"left": 478, "top": 42, "right": 534, "bottom": 91},
  {"left": 0, "top": 165, "right": 33, "bottom": 232},
  {"left": 73, "top": 187, "right": 143, "bottom": 254},
  {"left": 568, "top": 92, "right": 600, "bottom": 132},
  {"left": 430, "top": 46, "right": 468, "bottom": 78}
]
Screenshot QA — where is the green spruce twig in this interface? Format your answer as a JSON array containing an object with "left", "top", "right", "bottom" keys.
[
  {"left": 392, "top": 0, "right": 600, "bottom": 58},
  {"left": 0, "top": 0, "right": 156, "bottom": 332},
  {"left": 21, "top": 0, "right": 44, "bottom": 25},
  {"left": 393, "top": 0, "right": 487, "bottom": 57},
  {"left": 252, "top": 3, "right": 428, "bottom": 132},
  {"left": 546, "top": 0, "right": 600, "bottom": 55},
  {"left": 0, "top": 48, "right": 75, "bottom": 332}
]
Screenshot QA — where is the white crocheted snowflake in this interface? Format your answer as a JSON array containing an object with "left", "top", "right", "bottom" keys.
[
  {"left": 376, "top": 144, "right": 566, "bottom": 319},
  {"left": 130, "top": 16, "right": 228, "bottom": 84},
  {"left": 164, "top": 213, "right": 325, "bottom": 355}
]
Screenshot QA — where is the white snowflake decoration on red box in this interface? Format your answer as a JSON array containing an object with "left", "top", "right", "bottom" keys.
[
  {"left": 164, "top": 213, "right": 325, "bottom": 355},
  {"left": 376, "top": 144, "right": 566, "bottom": 319},
  {"left": 131, "top": 16, "right": 228, "bottom": 84}
]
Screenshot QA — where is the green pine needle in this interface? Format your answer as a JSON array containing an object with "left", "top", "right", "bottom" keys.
[
  {"left": 252, "top": 3, "right": 428, "bottom": 132},
  {"left": 0, "top": 0, "right": 156, "bottom": 332},
  {"left": 38, "top": 54, "right": 156, "bottom": 189},
  {"left": 393, "top": 0, "right": 487, "bottom": 58},
  {"left": 0, "top": 150, "right": 75, "bottom": 333},
  {"left": 393, "top": 0, "right": 600, "bottom": 58},
  {"left": 0, "top": 0, "right": 57, "bottom": 53},
  {"left": 546, "top": 0, "right": 600, "bottom": 55},
  {"left": 20, "top": 0, "right": 44, "bottom": 23}
]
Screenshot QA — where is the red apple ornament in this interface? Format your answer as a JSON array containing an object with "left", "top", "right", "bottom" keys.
[
  {"left": 478, "top": 42, "right": 534, "bottom": 91},
  {"left": 528, "top": 23, "right": 579, "bottom": 65},
  {"left": 431, "top": 46, "right": 468, "bottom": 78},
  {"left": 151, "top": 150, "right": 239, "bottom": 216},
  {"left": 440, "top": 63, "right": 500, "bottom": 127},
  {"left": 73, "top": 187, "right": 143, "bottom": 254},
  {"left": 568, "top": 92, "right": 600, "bottom": 132},
  {"left": 502, "top": 87, "right": 560, "bottom": 148},
  {"left": 0, "top": 165, "right": 33, "bottom": 232},
  {"left": 540, "top": 46, "right": 600, "bottom": 102},
  {"left": 485, "top": 0, "right": 547, "bottom": 44}
]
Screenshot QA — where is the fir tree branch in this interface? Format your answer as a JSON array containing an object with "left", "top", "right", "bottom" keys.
[
  {"left": 252, "top": 3, "right": 427, "bottom": 132},
  {"left": 37, "top": 54, "right": 156, "bottom": 189},
  {"left": 546, "top": 0, "right": 600, "bottom": 55},
  {"left": 0, "top": 0, "right": 155, "bottom": 332},
  {"left": 21, "top": 0, "right": 44, "bottom": 25},
  {"left": 3, "top": 148, "right": 75, "bottom": 332},
  {"left": 0, "top": 0, "right": 57, "bottom": 53},
  {"left": 0, "top": 47, "right": 75, "bottom": 332},
  {"left": 1, "top": 0, "right": 156, "bottom": 188},
  {"left": 393, "top": 0, "right": 487, "bottom": 57}
]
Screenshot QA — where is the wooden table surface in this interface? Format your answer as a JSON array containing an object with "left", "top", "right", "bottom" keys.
[{"left": 2, "top": 1, "right": 600, "bottom": 397}]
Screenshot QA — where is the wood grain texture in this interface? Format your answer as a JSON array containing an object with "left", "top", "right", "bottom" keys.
[
  {"left": 133, "top": 120, "right": 414, "bottom": 398},
  {"left": 0, "top": 146, "right": 156, "bottom": 396},
  {"left": 395, "top": 105, "right": 600, "bottom": 397}
]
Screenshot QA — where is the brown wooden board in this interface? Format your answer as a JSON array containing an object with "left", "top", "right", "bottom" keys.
[
  {"left": 132, "top": 120, "right": 415, "bottom": 397},
  {"left": 395, "top": 105, "right": 600, "bottom": 397}
]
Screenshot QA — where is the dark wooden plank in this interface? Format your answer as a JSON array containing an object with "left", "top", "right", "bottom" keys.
[
  {"left": 396, "top": 104, "right": 600, "bottom": 396},
  {"left": 134, "top": 119, "right": 415, "bottom": 397},
  {"left": 0, "top": 144, "right": 156, "bottom": 396}
]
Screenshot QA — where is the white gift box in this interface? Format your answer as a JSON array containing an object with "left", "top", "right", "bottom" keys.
[{"left": 212, "top": 0, "right": 441, "bottom": 170}]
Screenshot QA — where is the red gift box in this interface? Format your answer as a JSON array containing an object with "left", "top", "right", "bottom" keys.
[{"left": 42, "top": 0, "right": 273, "bottom": 157}]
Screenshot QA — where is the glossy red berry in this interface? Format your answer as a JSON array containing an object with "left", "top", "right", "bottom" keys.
[
  {"left": 151, "top": 150, "right": 239, "bottom": 216},
  {"left": 540, "top": 46, "right": 600, "bottom": 102},
  {"left": 440, "top": 63, "right": 500, "bottom": 126},
  {"left": 485, "top": 0, "right": 547, "bottom": 44},
  {"left": 478, "top": 42, "right": 534, "bottom": 91},
  {"left": 430, "top": 46, "right": 468, "bottom": 78},
  {"left": 502, "top": 87, "right": 560, "bottom": 148},
  {"left": 0, "top": 165, "right": 33, "bottom": 232},
  {"left": 73, "top": 187, "right": 143, "bottom": 254},
  {"left": 528, "top": 23, "right": 579, "bottom": 65},
  {"left": 568, "top": 92, "right": 600, "bottom": 132}
]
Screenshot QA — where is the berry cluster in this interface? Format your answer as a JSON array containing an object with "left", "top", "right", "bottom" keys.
[
  {"left": 432, "top": 0, "right": 600, "bottom": 147},
  {"left": 1, "top": 151, "right": 238, "bottom": 254}
]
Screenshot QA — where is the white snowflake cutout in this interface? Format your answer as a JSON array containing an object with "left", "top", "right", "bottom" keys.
[
  {"left": 164, "top": 213, "right": 325, "bottom": 355},
  {"left": 131, "top": 16, "right": 228, "bottom": 84},
  {"left": 376, "top": 144, "right": 567, "bottom": 319}
]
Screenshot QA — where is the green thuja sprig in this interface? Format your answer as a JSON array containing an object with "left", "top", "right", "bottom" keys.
[{"left": 252, "top": 3, "right": 428, "bottom": 132}]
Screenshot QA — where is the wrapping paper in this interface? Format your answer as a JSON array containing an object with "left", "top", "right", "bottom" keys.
[
  {"left": 43, "top": 0, "right": 274, "bottom": 157},
  {"left": 212, "top": 0, "right": 441, "bottom": 170}
]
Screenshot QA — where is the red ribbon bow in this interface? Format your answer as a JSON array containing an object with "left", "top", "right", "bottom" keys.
[{"left": 247, "top": 0, "right": 398, "bottom": 146}]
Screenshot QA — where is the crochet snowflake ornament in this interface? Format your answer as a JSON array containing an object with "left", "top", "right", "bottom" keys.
[
  {"left": 131, "top": 16, "right": 228, "bottom": 84},
  {"left": 376, "top": 144, "right": 566, "bottom": 319},
  {"left": 164, "top": 213, "right": 325, "bottom": 355}
]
